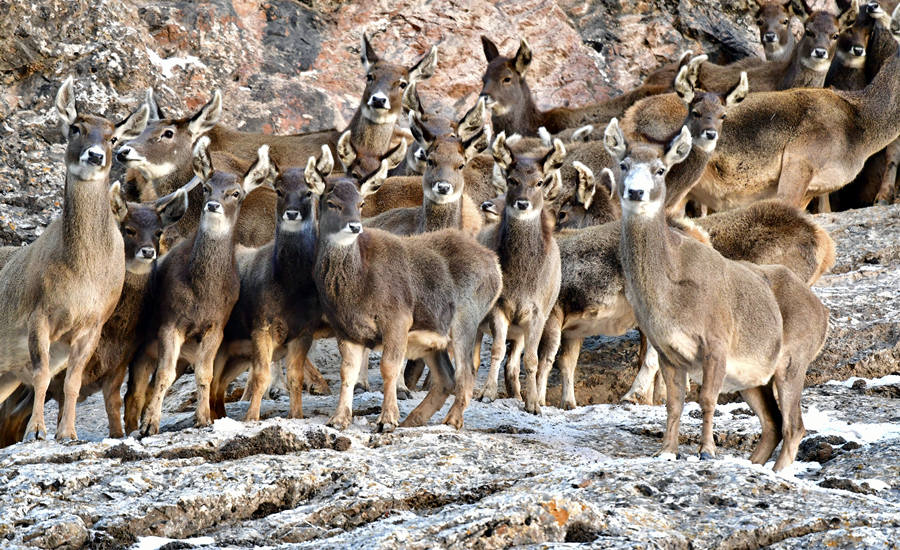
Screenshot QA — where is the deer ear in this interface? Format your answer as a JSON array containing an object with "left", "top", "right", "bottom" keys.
[
  {"left": 673, "top": 65, "right": 695, "bottom": 104},
  {"left": 361, "top": 33, "right": 378, "bottom": 70},
  {"left": 336, "top": 130, "right": 356, "bottom": 171},
  {"left": 458, "top": 96, "right": 486, "bottom": 143},
  {"left": 571, "top": 124, "right": 594, "bottom": 142},
  {"left": 409, "top": 45, "right": 438, "bottom": 82},
  {"left": 491, "top": 162, "right": 508, "bottom": 196},
  {"left": 360, "top": 158, "right": 390, "bottom": 198},
  {"left": 192, "top": 136, "right": 213, "bottom": 181},
  {"left": 243, "top": 145, "right": 274, "bottom": 193},
  {"left": 513, "top": 38, "right": 533, "bottom": 75},
  {"left": 108, "top": 180, "right": 128, "bottom": 223},
  {"left": 409, "top": 111, "right": 435, "bottom": 149},
  {"left": 145, "top": 88, "right": 164, "bottom": 121},
  {"left": 157, "top": 187, "right": 189, "bottom": 227},
  {"left": 188, "top": 90, "right": 222, "bottom": 138},
  {"left": 686, "top": 54, "right": 707, "bottom": 88},
  {"left": 317, "top": 144, "right": 335, "bottom": 177},
  {"left": 542, "top": 138, "right": 567, "bottom": 173},
  {"left": 726, "top": 72, "right": 749, "bottom": 107},
  {"left": 837, "top": 0, "right": 859, "bottom": 27},
  {"left": 663, "top": 126, "right": 693, "bottom": 168},
  {"left": 55, "top": 76, "right": 77, "bottom": 133},
  {"left": 572, "top": 161, "right": 596, "bottom": 210},
  {"left": 603, "top": 118, "right": 627, "bottom": 161},
  {"left": 305, "top": 155, "right": 326, "bottom": 196},
  {"left": 464, "top": 128, "right": 490, "bottom": 163},
  {"left": 384, "top": 138, "right": 408, "bottom": 170},
  {"left": 402, "top": 81, "right": 422, "bottom": 115},
  {"left": 491, "top": 131, "right": 513, "bottom": 170},
  {"left": 543, "top": 169, "right": 562, "bottom": 202},
  {"left": 481, "top": 36, "right": 500, "bottom": 61},
  {"left": 113, "top": 104, "right": 150, "bottom": 143},
  {"left": 599, "top": 167, "right": 616, "bottom": 199}
]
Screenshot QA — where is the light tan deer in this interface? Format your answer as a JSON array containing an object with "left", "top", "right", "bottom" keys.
[
  {"left": 0, "top": 77, "right": 148, "bottom": 441},
  {"left": 614, "top": 126, "right": 828, "bottom": 472}
]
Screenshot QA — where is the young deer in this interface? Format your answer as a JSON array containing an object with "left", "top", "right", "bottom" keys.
[
  {"left": 688, "top": 34, "right": 900, "bottom": 211},
  {"left": 479, "top": 37, "right": 669, "bottom": 137},
  {"left": 137, "top": 138, "right": 274, "bottom": 436},
  {"left": 0, "top": 77, "right": 148, "bottom": 441},
  {"left": 316, "top": 177, "right": 502, "bottom": 432},
  {"left": 474, "top": 134, "right": 564, "bottom": 413},
  {"left": 826, "top": 2, "right": 886, "bottom": 90},
  {"left": 756, "top": 0, "right": 798, "bottom": 62},
  {"left": 210, "top": 147, "right": 334, "bottom": 422},
  {"left": 615, "top": 127, "right": 828, "bottom": 471},
  {"left": 0, "top": 190, "right": 187, "bottom": 444}
]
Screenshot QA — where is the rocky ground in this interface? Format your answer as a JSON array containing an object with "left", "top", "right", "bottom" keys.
[{"left": 3, "top": 0, "right": 900, "bottom": 548}]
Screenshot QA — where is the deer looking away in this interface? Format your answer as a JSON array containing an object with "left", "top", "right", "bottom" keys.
[
  {"left": 314, "top": 175, "right": 502, "bottom": 432},
  {"left": 0, "top": 77, "right": 148, "bottom": 442},
  {"left": 137, "top": 138, "right": 274, "bottom": 436},
  {"left": 614, "top": 125, "right": 828, "bottom": 471}
]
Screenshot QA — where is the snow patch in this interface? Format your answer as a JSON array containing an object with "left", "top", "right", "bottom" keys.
[
  {"left": 212, "top": 417, "right": 246, "bottom": 435},
  {"left": 861, "top": 479, "right": 891, "bottom": 492},
  {"left": 132, "top": 536, "right": 214, "bottom": 550},
  {"left": 826, "top": 374, "right": 900, "bottom": 388},
  {"left": 146, "top": 48, "right": 206, "bottom": 79},
  {"left": 804, "top": 405, "right": 900, "bottom": 444}
]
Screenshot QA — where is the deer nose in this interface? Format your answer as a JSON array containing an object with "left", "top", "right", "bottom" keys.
[
  {"left": 83, "top": 147, "right": 105, "bottom": 166},
  {"left": 514, "top": 199, "right": 530, "bottom": 211},
  {"left": 435, "top": 182, "right": 452, "bottom": 195},
  {"left": 703, "top": 129, "right": 718, "bottom": 141},
  {"left": 348, "top": 222, "right": 362, "bottom": 234},
  {"left": 851, "top": 46, "right": 865, "bottom": 57},
  {"left": 139, "top": 246, "right": 156, "bottom": 260},
  {"left": 812, "top": 48, "right": 828, "bottom": 59},
  {"left": 627, "top": 189, "right": 645, "bottom": 201},
  {"left": 368, "top": 92, "right": 388, "bottom": 110},
  {"left": 115, "top": 146, "right": 132, "bottom": 163},
  {"left": 206, "top": 201, "right": 222, "bottom": 213},
  {"left": 763, "top": 32, "right": 777, "bottom": 43},
  {"left": 283, "top": 209, "right": 300, "bottom": 221}
]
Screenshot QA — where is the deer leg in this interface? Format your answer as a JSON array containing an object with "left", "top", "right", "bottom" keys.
[
  {"left": 775, "top": 156, "right": 814, "bottom": 208},
  {"left": 504, "top": 333, "right": 525, "bottom": 400},
  {"left": 327, "top": 339, "right": 365, "bottom": 430},
  {"left": 741, "top": 383, "right": 783, "bottom": 465},
  {"left": 657, "top": 358, "right": 686, "bottom": 460},
  {"left": 24, "top": 316, "right": 51, "bottom": 441},
  {"left": 303, "top": 356, "right": 330, "bottom": 396},
  {"left": 622, "top": 332, "right": 658, "bottom": 405},
  {"left": 101, "top": 361, "right": 128, "bottom": 439},
  {"left": 285, "top": 334, "right": 313, "bottom": 419},
  {"left": 773, "top": 357, "right": 807, "bottom": 472},
  {"left": 652, "top": 369, "right": 668, "bottom": 405},
  {"left": 193, "top": 327, "right": 224, "bottom": 428},
  {"left": 476, "top": 312, "right": 508, "bottom": 403},
  {"left": 139, "top": 326, "right": 185, "bottom": 437},
  {"left": 354, "top": 348, "right": 372, "bottom": 393},
  {"left": 875, "top": 138, "right": 900, "bottom": 203},
  {"left": 55, "top": 328, "right": 102, "bottom": 441},
  {"left": 557, "top": 336, "right": 583, "bottom": 410},
  {"left": 536, "top": 312, "right": 561, "bottom": 407},
  {"left": 375, "top": 321, "right": 410, "bottom": 433},
  {"left": 209, "top": 350, "right": 230, "bottom": 420},
  {"left": 403, "top": 351, "right": 453, "bottom": 427},
  {"left": 522, "top": 317, "right": 545, "bottom": 415},
  {"left": 124, "top": 348, "right": 156, "bottom": 435},
  {"left": 244, "top": 328, "right": 274, "bottom": 422},
  {"left": 404, "top": 358, "right": 427, "bottom": 391},
  {"left": 696, "top": 346, "right": 727, "bottom": 460},
  {"left": 443, "top": 322, "right": 480, "bottom": 430},
  {"left": 395, "top": 360, "right": 416, "bottom": 400}
]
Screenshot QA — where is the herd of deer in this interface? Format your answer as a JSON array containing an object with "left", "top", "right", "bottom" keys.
[{"left": 0, "top": 0, "right": 898, "bottom": 472}]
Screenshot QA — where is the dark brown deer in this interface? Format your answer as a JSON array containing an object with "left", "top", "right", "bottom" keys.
[{"left": 0, "top": 77, "right": 147, "bottom": 441}]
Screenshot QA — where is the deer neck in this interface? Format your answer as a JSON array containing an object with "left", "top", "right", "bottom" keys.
[
  {"left": 620, "top": 204, "right": 679, "bottom": 317},
  {"left": 665, "top": 145, "right": 711, "bottom": 210},
  {"left": 153, "top": 158, "right": 196, "bottom": 197},
  {"left": 188, "top": 221, "right": 237, "bottom": 293},
  {"left": 780, "top": 52, "right": 829, "bottom": 89},
  {"left": 345, "top": 109, "right": 396, "bottom": 157},
  {"left": 273, "top": 220, "right": 317, "bottom": 285},
  {"left": 421, "top": 197, "right": 462, "bottom": 233},
  {"left": 315, "top": 233, "right": 366, "bottom": 309},
  {"left": 493, "top": 85, "right": 543, "bottom": 136},
  {"left": 855, "top": 48, "right": 900, "bottom": 153},
  {"left": 497, "top": 206, "right": 551, "bottom": 270},
  {"left": 766, "top": 32, "right": 796, "bottom": 62},
  {"left": 62, "top": 172, "right": 120, "bottom": 265}
]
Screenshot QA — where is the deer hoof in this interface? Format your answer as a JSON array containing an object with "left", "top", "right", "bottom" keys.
[
  {"left": 353, "top": 383, "right": 369, "bottom": 394},
  {"left": 307, "top": 382, "right": 331, "bottom": 396},
  {"left": 23, "top": 428, "right": 47, "bottom": 443},
  {"left": 376, "top": 421, "right": 397, "bottom": 433},
  {"left": 524, "top": 402, "right": 542, "bottom": 416},
  {"left": 396, "top": 387, "right": 412, "bottom": 401},
  {"left": 699, "top": 451, "right": 714, "bottom": 461}
]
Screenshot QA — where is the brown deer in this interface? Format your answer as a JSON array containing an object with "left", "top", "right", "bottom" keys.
[
  {"left": 0, "top": 190, "right": 188, "bottom": 444},
  {"left": 756, "top": 0, "right": 798, "bottom": 62},
  {"left": 315, "top": 176, "right": 502, "bottom": 432},
  {"left": 826, "top": 2, "right": 886, "bottom": 90},
  {"left": 614, "top": 127, "right": 828, "bottom": 471},
  {"left": 474, "top": 134, "right": 563, "bottom": 413},
  {"left": 0, "top": 77, "right": 148, "bottom": 441},
  {"left": 137, "top": 138, "right": 274, "bottom": 436},
  {"left": 687, "top": 35, "right": 900, "bottom": 211},
  {"left": 479, "top": 37, "right": 669, "bottom": 137},
  {"left": 209, "top": 146, "right": 334, "bottom": 422}
]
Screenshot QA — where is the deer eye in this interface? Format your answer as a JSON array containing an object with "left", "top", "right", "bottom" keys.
[
  {"left": 720, "top": 113, "right": 727, "bottom": 120},
  {"left": 162, "top": 129, "right": 175, "bottom": 139},
  {"left": 692, "top": 110, "right": 701, "bottom": 117},
  {"left": 203, "top": 185, "right": 212, "bottom": 195},
  {"left": 399, "top": 80, "right": 408, "bottom": 89},
  {"left": 276, "top": 189, "right": 284, "bottom": 197},
  {"left": 327, "top": 201, "right": 339, "bottom": 210},
  {"left": 232, "top": 190, "right": 241, "bottom": 198},
  {"left": 306, "top": 190, "right": 312, "bottom": 197},
  {"left": 502, "top": 76, "right": 512, "bottom": 84},
  {"left": 656, "top": 168, "right": 665, "bottom": 176},
  {"left": 536, "top": 179, "right": 544, "bottom": 187},
  {"left": 125, "top": 227, "right": 137, "bottom": 237},
  {"left": 508, "top": 178, "right": 520, "bottom": 187},
  {"left": 69, "top": 125, "right": 80, "bottom": 136},
  {"left": 805, "top": 30, "right": 814, "bottom": 37},
  {"left": 458, "top": 164, "right": 465, "bottom": 171},
  {"left": 110, "top": 136, "right": 118, "bottom": 145},
  {"left": 359, "top": 201, "right": 365, "bottom": 209},
  {"left": 832, "top": 34, "right": 838, "bottom": 40},
  {"left": 427, "top": 158, "right": 435, "bottom": 167},
  {"left": 366, "top": 74, "right": 375, "bottom": 83},
  {"left": 619, "top": 161, "right": 628, "bottom": 171},
  {"left": 558, "top": 211, "right": 568, "bottom": 222},
  {"left": 781, "top": 18, "right": 788, "bottom": 25}
]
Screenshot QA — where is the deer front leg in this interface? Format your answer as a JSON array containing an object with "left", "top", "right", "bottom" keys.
[
  {"left": 327, "top": 339, "right": 365, "bottom": 430},
  {"left": 124, "top": 348, "right": 156, "bottom": 435},
  {"left": 139, "top": 326, "right": 185, "bottom": 437},
  {"left": 775, "top": 155, "right": 814, "bottom": 208},
  {"left": 476, "top": 311, "right": 508, "bottom": 403},
  {"left": 536, "top": 312, "right": 561, "bottom": 408},
  {"left": 244, "top": 328, "right": 274, "bottom": 422},
  {"left": 354, "top": 348, "right": 372, "bottom": 393},
  {"left": 376, "top": 321, "right": 411, "bottom": 433},
  {"left": 302, "top": 356, "right": 330, "bottom": 396},
  {"left": 622, "top": 335, "right": 660, "bottom": 405},
  {"left": 193, "top": 327, "right": 224, "bottom": 428},
  {"left": 876, "top": 138, "right": 900, "bottom": 204},
  {"left": 101, "top": 361, "right": 129, "bottom": 439},
  {"left": 657, "top": 358, "right": 687, "bottom": 460},
  {"left": 24, "top": 316, "right": 51, "bottom": 442},
  {"left": 504, "top": 332, "right": 525, "bottom": 400},
  {"left": 697, "top": 345, "right": 727, "bottom": 460},
  {"left": 522, "top": 317, "right": 545, "bottom": 415},
  {"left": 57, "top": 328, "right": 105, "bottom": 440},
  {"left": 285, "top": 334, "right": 313, "bottom": 419},
  {"left": 557, "top": 336, "right": 582, "bottom": 411}
]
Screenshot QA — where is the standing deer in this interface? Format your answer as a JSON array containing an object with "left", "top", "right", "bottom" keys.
[
  {"left": 755, "top": 0, "right": 798, "bottom": 62},
  {"left": 315, "top": 177, "right": 502, "bottom": 432},
  {"left": 614, "top": 125, "right": 828, "bottom": 471},
  {"left": 137, "top": 138, "right": 274, "bottom": 436},
  {"left": 0, "top": 77, "right": 147, "bottom": 441}
]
